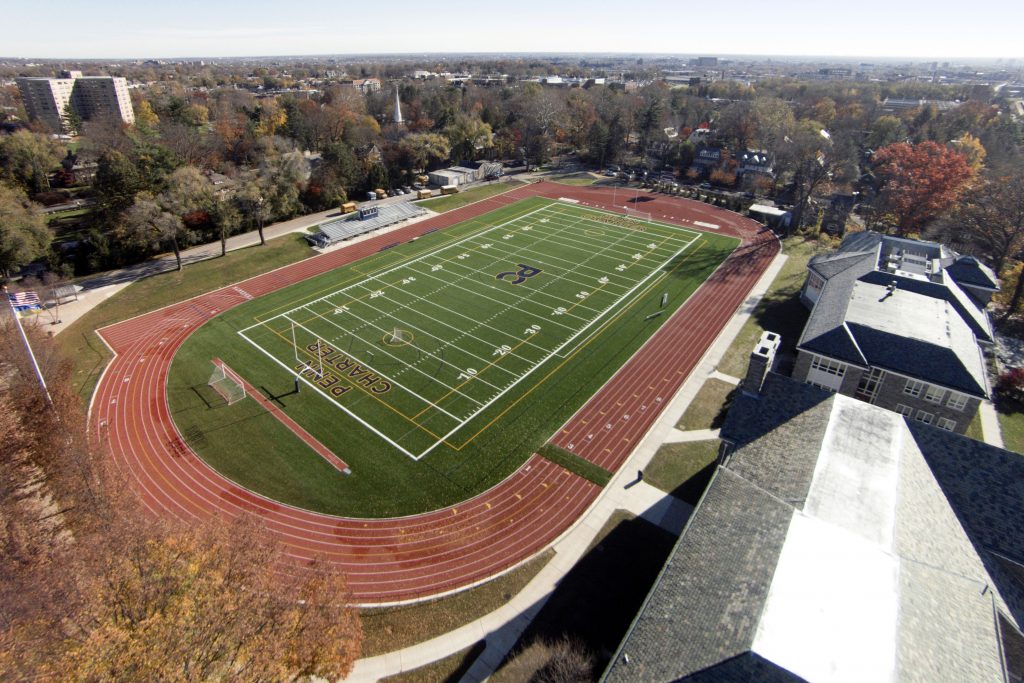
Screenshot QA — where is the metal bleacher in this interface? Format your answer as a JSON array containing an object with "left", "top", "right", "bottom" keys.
[{"left": 306, "top": 202, "right": 427, "bottom": 248}]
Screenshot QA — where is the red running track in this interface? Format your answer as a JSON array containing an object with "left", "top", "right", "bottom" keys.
[{"left": 89, "top": 181, "right": 776, "bottom": 603}]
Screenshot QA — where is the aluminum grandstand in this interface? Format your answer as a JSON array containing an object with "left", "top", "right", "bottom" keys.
[{"left": 306, "top": 202, "right": 427, "bottom": 248}]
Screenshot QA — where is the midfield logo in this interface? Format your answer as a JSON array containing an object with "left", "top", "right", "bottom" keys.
[{"left": 496, "top": 264, "right": 542, "bottom": 285}]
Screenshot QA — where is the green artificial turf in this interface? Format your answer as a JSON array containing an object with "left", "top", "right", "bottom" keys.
[{"left": 168, "top": 198, "right": 736, "bottom": 516}]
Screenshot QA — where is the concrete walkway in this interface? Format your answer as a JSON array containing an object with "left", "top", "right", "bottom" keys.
[
  {"left": 342, "top": 247, "right": 790, "bottom": 682},
  {"left": 47, "top": 194, "right": 435, "bottom": 337},
  {"left": 664, "top": 427, "right": 721, "bottom": 444}
]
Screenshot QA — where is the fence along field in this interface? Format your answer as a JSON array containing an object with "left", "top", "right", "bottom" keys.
[
  {"left": 236, "top": 202, "right": 701, "bottom": 459},
  {"left": 166, "top": 197, "right": 737, "bottom": 516}
]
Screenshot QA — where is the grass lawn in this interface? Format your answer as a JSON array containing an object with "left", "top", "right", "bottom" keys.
[
  {"left": 716, "top": 235, "right": 829, "bottom": 378},
  {"left": 965, "top": 409, "right": 985, "bottom": 442},
  {"left": 416, "top": 180, "right": 525, "bottom": 213},
  {"left": 676, "top": 379, "right": 736, "bottom": 431},
  {"left": 58, "top": 233, "right": 316, "bottom": 402},
  {"left": 379, "top": 642, "right": 485, "bottom": 683},
  {"left": 492, "top": 510, "right": 677, "bottom": 681},
  {"left": 168, "top": 197, "right": 736, "bottom": 516},
  {"left": 46, "top": 206, "right": 93, "bottom": 222},
  {"left": 361, "top": 550, "right": 553, "bottom": 656},
  {"left": 997, "top": 400, "right": 1024, "bottom": 453},
  {"left": 644, "top": 440, "right": 720, "bottom": 504}
]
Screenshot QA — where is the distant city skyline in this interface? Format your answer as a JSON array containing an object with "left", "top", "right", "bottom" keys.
[{"left": 5, "top": 0, "right": 1023, "bottom": 61}]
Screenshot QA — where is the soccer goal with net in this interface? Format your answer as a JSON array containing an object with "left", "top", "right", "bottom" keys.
[
  {"left": 622, "top": 206, "right": 652, "bottom": 224},
  {"left": 208, "top": 360, "right": 246, "bottom": 405}
]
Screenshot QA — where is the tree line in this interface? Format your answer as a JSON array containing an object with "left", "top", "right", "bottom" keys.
[
  {"left": 0, "top": 317, "right": 362, "bottom": 680},
  {"left": 1, "top": 68, "right": 1023, "bottom": 312}
]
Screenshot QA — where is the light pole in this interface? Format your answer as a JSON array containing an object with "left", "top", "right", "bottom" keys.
[{"left": 256, "top": 195, "right": 266, "bottom": 246}]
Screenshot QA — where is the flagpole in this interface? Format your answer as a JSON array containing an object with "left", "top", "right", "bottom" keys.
[{"left": 3, "top": 285, "right": 53, "bottom": 406}]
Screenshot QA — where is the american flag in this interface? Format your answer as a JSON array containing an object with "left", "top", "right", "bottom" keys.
[{"left": 8, "top": 291, "right": 41, "bottom": 309}]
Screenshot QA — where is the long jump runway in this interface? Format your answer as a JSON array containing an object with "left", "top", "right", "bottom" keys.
[{"left": 90, "top": 182, "right": 777, "bottom": 603}]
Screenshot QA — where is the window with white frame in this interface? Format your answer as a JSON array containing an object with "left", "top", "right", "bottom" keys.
[
  {"left": 946, "top": 392, "right": 969, "bottom": 411},
  {"left": 924, "top": 385, "right": 947, "bottom": 404},
  {"left": 936, "top": 417, "right": 957, "bottom": 431},
  {"left": 915, "top": 410, "right": 934, "bottom": 424},
  {"left": 810, "top": 355, "right": 847, "bottom": 377},
  {"left": 895, "top": 404, "right": 914, "bottom": 417},
  {"left": 903, "top": 379, "right": 925, "bottom": 397}
]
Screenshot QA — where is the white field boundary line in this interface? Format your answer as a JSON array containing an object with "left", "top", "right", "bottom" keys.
[
  {"left": 510, "top": 216, "right": 691, "bottom": 262},
  {"left": 325, "top": 278, "right": 555, "bottom": 361},
  {"left": 397, "top": 225, "right": 656, "bottom": 327},
  {"left": 410, "top": 216, "right": 703, "bottom": 459},
  {"left": 301, "top": 300, "right": 509, "bottom": 393},
  {"left": 533, "top": 208, "right": 697, "bottom": 251},
  {"left": 237, "top": 203, "right": 553, "bottom": 337},
  {"left": 312, "top": 202, "right": 658, "bottom": 329},
  {"left": 282, "top": 313, "right": 468, "bottom": 422},
  {"left": 237, "top": 201, "right": 702, "bottom": 460},
  {"left": 554, "top": 201, "right": 705, "bottom": 238},
  {"left": 237, "top": 327, "right": 420, "bottom": 459},
  {"left": 300, "top": 203, "right": 673, "bottom": 409}
]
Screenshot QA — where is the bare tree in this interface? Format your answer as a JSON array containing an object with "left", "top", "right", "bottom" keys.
[{"left": 120, "top": 194, "right": 191, "bottom": 270}]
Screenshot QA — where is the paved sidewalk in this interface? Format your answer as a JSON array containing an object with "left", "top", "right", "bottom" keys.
[
  {"left": 48, "top": 196, "right": 435, "bottom": 336},
  {"left": 341, "top": 247, "right": 790, "bottom": 682},
  {"left": 664, "top": 427, "right": 721, "bottom": 443}
]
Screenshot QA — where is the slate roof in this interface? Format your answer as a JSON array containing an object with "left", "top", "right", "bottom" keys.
[
  {"left": 603, "top": 468, "right": 795, "bottom": 683},
  {"left": 800, "top": 232, "right": 993, "bottom": 397},
  {"left": 721, "top": 374, "right": 832, "bottom": 505},
  {"left": 908, "top": 421, "right": 1024, "bottom": 627},
  {"left": 604, "top": 377, "right": 1024, "bottom": 683},
  {"left": 806, "top": 250, "right": 874, "bottom": 280},
  {"left": 947, "top": 255, "right": 1000, "bottom": 290}
]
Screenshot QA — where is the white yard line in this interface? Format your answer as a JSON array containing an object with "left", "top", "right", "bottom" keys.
[
  {"left": 282, "top": 314, "right": 469, "bottom": 422},
  {"left": 235, "top": 200, "right": 706, "bottom": 460}
]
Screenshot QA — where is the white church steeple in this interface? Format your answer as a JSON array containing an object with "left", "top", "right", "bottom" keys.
[{"left": 393, "top": 85, "right": 404, "bottom": 125}]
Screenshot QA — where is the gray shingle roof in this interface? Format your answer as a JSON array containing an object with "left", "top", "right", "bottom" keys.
[
  {"left": 606, "top": 377, "right": 1023, "bottom": 682},
  {"left": 946, "top": 256, "right": 1000, "bottom": 290},
  {"left": 837, "top": 230, "right": 883, "bottom": 255},
  {"left": 807, "top": 250, "right": 874, "bottom": 280},
  {"left": 603, "top": 468, "right": 794, "bottom": 683},
  {"left": 722, "top": 375, "right": 833, "bottom": 506},
  {"left": 721, "top": 373, "right": 833, "bottom": 449},
  {"left": 801, "top": 277, "right": 989, "bottom": 397}
]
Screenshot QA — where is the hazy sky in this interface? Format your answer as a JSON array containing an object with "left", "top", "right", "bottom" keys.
[{"left": 6, "top": 0, "right": 1023, "bottom": 60}]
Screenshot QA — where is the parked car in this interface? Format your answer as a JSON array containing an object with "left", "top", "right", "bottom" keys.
[
  {"left": 699, "top": 182, "right": 712, "bottom": 189},
  {"left": 402, "top": 185, "right": 413, "bottom": 193}
]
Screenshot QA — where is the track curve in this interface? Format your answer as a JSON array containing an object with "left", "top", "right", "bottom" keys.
[{"left": 90, "top": 182, "right": 777, "bottom": 603}]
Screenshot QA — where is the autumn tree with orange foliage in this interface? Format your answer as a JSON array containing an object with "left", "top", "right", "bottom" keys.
[
  {"left": 872, "top": 141, "right": 974, "bottom": 236},
  {"left": 0, "top": 319, "right": 362, "bottom": 681}
]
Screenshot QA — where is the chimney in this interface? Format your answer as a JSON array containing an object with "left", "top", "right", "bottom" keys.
[{"left": 741, "top": 331, "right": 780, "bottom": 397}]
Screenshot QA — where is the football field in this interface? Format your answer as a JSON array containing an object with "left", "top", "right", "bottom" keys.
[{"left": 237, "top": 200, "right": 702, "bottom": 459}]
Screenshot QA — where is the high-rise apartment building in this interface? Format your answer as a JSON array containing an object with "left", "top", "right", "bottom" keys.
[
  {"left": 16, "top": 74, "right": 135, "bottom": 132},
  {"left": 15, "top": 77, "right": 76, "bottom": 132}
]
